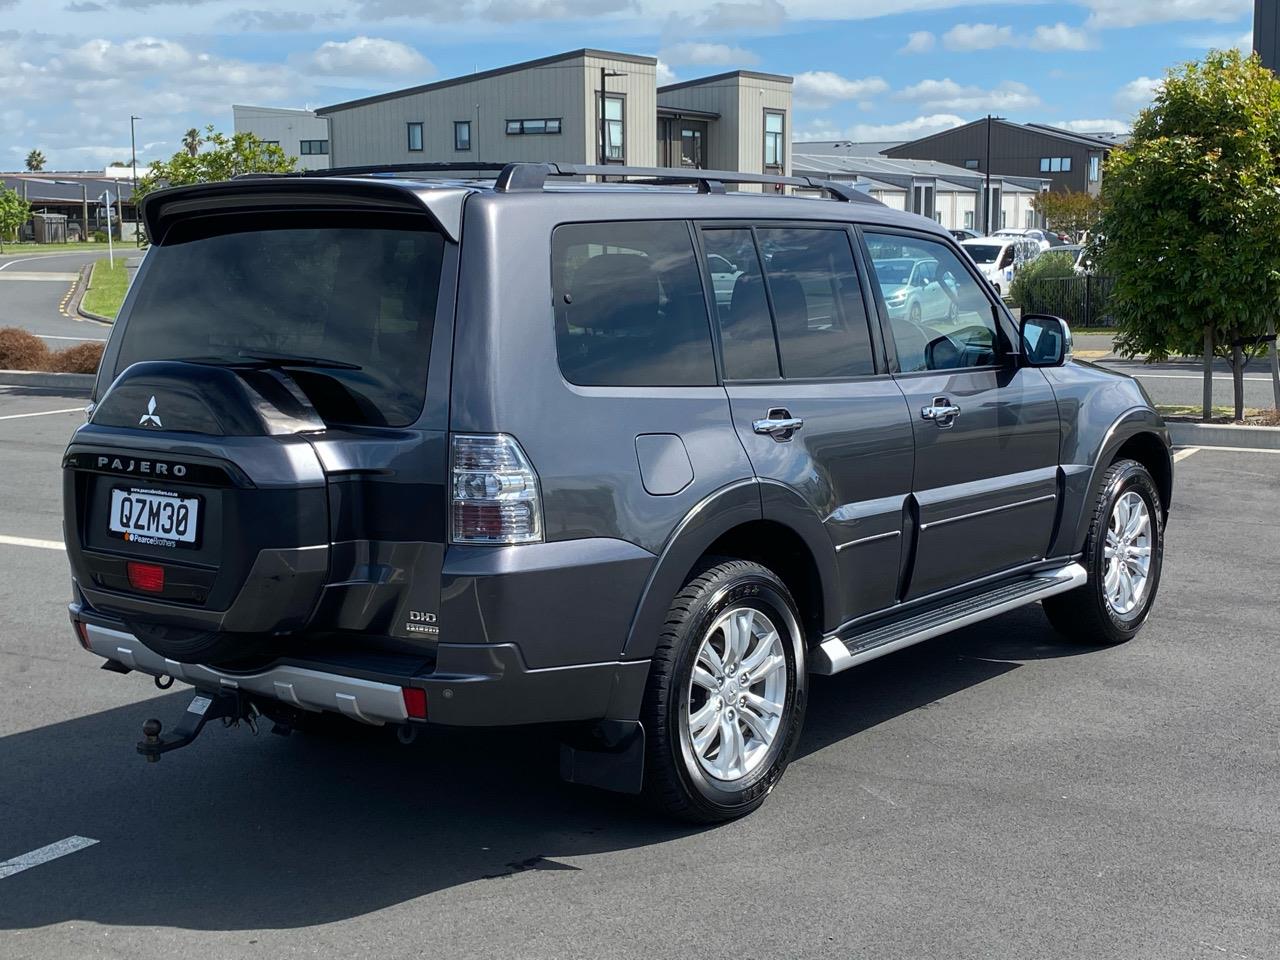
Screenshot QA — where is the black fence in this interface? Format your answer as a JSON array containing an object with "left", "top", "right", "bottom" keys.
[{"left": 1018, "top": 275, "right": 1117, "bottom": 328}]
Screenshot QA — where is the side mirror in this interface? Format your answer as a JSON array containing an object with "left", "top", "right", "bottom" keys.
[{"left": 1021, "top": 314, "right": 1072, "bottom": 367}]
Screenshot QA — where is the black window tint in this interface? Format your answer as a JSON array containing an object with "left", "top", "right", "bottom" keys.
[
  {"left": 701, "top": 229, "right": 779, "bottom": 380},
  {"left": 116, "top": 212, "right": 444, "bottom": 427},
  {"left": 552, "top": 221, "right": 716, "bottom": 387},
  {"left": 757, "top": 227, "right": 875, "bottom": 379},
  {"left": 864, "top": 232, "right": 1000, "bottom": 373}
]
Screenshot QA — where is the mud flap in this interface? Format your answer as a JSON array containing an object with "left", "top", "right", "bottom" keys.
[{"left": 559, "top": 720, "right": 645, "bottom": 795}]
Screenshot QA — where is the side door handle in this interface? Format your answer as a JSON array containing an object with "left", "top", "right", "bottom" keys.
[
  {"left": 753, "top": 408, "right": 804, "bottom": 442},
  {"left": 920, "top": 397, "right": 961, "bottom": 428}
]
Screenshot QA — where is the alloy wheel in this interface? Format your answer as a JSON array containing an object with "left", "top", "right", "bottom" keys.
[
  {"left": 1103, "top": 490, "right": 1152, "bottom": 616},
  {"left": 684, "top": 606, "right": 788, "bottom": 782}
]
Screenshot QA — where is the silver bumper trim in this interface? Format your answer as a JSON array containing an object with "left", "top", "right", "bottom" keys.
[{"left": 82, "top": 624, "right": 408, "bottom": 726}]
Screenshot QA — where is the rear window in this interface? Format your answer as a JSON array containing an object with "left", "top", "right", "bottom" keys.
[
  {"left": 115, "top": 211, "right": 445, "bottom": 427},
  {"left": 962, "top": 243, "right": 1002, "bottom": 264},
  {"left": 552, "top": 220, "right": 717, "bottom": 387}
]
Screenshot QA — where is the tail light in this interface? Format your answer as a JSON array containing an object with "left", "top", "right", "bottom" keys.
[
  {"left": 126, "top": 561, "right": 165, "bottom": 593},
  {"left": 450, "top": 433, "right": 543, "bottom": 545},
  {"left": 402, "top": 687, "right": 427, "bottom": 720}
]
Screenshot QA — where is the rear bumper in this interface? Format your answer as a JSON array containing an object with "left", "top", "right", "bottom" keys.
[{"left": 75, "top": 614, "right": 651, "bottom": 728}]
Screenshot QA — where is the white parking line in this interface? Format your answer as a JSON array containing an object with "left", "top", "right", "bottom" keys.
[
  {"left": 0, "top": 836, "right": 98, "bottom": 880},
  {"left": 1172, "top": 447, "right": 1200, "bottom": 463},
  {"left": 0, "top": 253, "right": 95, "bottom": 271},
  {"left": 0, "top": 407, "right": 84, "bottom": 421},
  {"left": 1130, "top": 372, "right": 1273, "bottom": 383},
  {"left": 0, "top": 534, "right": 64, "bottom": 551},
  {"left": 1185, "top": 444, "right": 1280, "bottom": 455},
  {"left": 36, "top": 334, "right": 108, "bottom": 342}
]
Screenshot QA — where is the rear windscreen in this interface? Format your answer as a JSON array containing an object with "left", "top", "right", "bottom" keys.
[{"left": 115, "top": 211, "right": 445, "bottom": 427}]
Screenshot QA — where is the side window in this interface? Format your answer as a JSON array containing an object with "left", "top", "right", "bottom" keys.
[
  {"left": 864, "top": 232, "right": 1001, "bottom": 373},
  {"left": 700, "top": 229, "right": 780, "bottom": 380},
  {"left": 756, "top": 227, "right": 876, "bottom": 379},
  {"left": 551, "top": 221, "right": 717, "bottom": 387}
]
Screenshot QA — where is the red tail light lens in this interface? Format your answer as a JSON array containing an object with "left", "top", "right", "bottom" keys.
[
  {"left": 402, "top": 687, "right": 427, "bottom": 720},
  {"left": 126, "top": 561, "right": 165, "bottom": 593},
  {"left": 73, "top": 621, "right": 91, "bottom": 650}
]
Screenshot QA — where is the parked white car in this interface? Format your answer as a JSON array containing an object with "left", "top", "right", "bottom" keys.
[
  {"left": 991, "top": 227, "right": 1060, "bottom": 252},
  {"left": 873, "top": 257, "right": 960, "bottom": 324},
  {"left": 960, "top": 237, "right": 1038, "bottom": 295}
]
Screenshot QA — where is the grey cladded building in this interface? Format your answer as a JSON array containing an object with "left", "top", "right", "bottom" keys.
[
  {"left": 307, "top": 49, "right": 793, "bottom": 184},
  {"left": 882, "top": 119, "right": 1117, "bottom": 196}
]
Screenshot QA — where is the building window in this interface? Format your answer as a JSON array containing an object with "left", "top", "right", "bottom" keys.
[
  {"left": 507, "top": 118, "right": 562, "bottom": 135},
  {"left": 1040, "top": 156, "right": 1073, "bottom": 173},
  {"left": 299, "top": 139, "right": 328, "bottom": 155},
  {"left": 454, "top": 121, "right": 471, "bottom": 152},
  {"left": 601, "top": 94, "right": 624, "bottom": 161},
  {"left": 964, "top": 159, "right": 979, "bottom": 169},
  {"left": 1061, "top": 157, "right": 1072, "bottom": 172},
  {"left": 964, "top": 210, "right": 974, "bottom": 229},
  {"left": 261, "top": 140, "right": 280, "bottom": 147},
  {"left": 1000, "top": 211, "right": 1008, "bottom": 228},
  {"left": 764, "top": 110, "right": 785, "bottom": 169},
  {"left": 407, "top": 122, "right": 424, "bottom": 152},
  {"left": 1025, "top": 209, "right": 1035, "bottom": 228},
  {"left": 1088, "top": 155, "right": 1100, "bottom": 181}
]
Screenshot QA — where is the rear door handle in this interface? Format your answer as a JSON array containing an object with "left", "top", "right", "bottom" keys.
[
  {"left": 753, "top": 408, "right": 804, "bottom": 441},
  {"left": 920, "top": 397, "right": 961, "bottom": 427}
]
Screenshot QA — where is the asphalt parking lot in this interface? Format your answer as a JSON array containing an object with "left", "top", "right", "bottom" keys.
[{"left": 1, "top": 386, "right": 1277, "bottom": 960}]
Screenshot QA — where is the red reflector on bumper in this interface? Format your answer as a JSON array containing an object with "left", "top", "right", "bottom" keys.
[
  {"left": 126, "top": 561, "right": 165, "bottom": 593},
  {"left": 73, "top": 621, "right": 91, "bottom": 650},
  {"left": 402, "top": 687, "right": 427, "bottom": 720}
]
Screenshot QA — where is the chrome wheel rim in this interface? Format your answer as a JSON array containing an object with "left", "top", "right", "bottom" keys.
[
  {"left": 685, "top": 605, "right": 788, "bottom": 783},
  {"left": 1103, "top": 490, "right": 1152, "bottom": 616}
]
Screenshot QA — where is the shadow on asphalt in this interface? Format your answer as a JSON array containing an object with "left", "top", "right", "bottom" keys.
[{"left": 0, "top": 605, "right": 1097, "bottom": 931}]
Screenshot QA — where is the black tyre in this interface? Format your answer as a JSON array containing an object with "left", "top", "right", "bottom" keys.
[
  {"left": 641, "top": 559, "right": 807, "bottom": 823},
  {"left": 1043, "top": 459, "right": 1164, "bottom": 644}
]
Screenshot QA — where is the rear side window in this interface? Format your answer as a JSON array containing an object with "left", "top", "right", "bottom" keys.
[
  {"left": 552, "top": 221, "right": 716, "bottom": 387},
  {"left": 756, "top": 227, "right": 875, "bottom": 379},
  {"left": 701, "top": 229, "right": 780, "bottom": 380},
  {"left": 116, "top": 211, "right": 444, "bottom": 427}
]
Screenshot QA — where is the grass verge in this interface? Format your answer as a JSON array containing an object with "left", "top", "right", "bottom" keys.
[{"left": 81, "top": 257, "right": 130, "bottom": 319}]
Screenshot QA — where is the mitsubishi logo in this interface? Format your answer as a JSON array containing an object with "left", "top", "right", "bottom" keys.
[{"left": 138, "top": 396, "right": 162, "bottom": 428}]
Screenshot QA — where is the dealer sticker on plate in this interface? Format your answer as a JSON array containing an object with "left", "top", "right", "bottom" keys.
[{"left": 109, "top": 487, "right": 200, "bottom": 548}]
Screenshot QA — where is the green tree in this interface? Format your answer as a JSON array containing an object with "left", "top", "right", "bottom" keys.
[
  {"left": 134, "top": 126, "right": 296, "bottom": 209},
  {"left": 182, "top": 128, "right": 202, "bottom": 157},
  {"left": 0, "top": 186, "right": 32, "bottom": 252},
  {"left": 1009, "top": 251, "right": 1078, "bottom": 310},
  {"left": 1096, "top": 49, "right": 1280, "bottom": 421},
  {"left": 1030, "top": 189, "right": 1103, "bottom": 242},
  {"left": 24, "top": 149, "right": 46, "bottom": 172}
]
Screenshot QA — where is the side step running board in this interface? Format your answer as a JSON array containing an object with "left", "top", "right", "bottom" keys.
[{"left": 810, "top": 562, "right": 1087, "bottom": 676}]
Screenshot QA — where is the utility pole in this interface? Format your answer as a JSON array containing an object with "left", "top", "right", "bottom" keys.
[
  {"left": 984, "top": 114, "right": 992, "bottom": 235},
  {"left": 129, "top": 115, "right": 140, "bottom": 245}
]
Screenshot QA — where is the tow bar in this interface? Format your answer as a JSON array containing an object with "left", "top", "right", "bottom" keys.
[{"left": 137, "top": 691, "right": 258, "bottom": 762}]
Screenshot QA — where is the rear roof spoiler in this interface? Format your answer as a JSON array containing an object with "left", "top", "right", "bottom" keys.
[{"left": 139, "top": 177, "right": 471, "bottom": 244}]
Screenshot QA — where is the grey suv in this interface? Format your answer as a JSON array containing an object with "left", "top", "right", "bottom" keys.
[{"left": 63, "top": 162, "right": 1171, "bottom": 822}]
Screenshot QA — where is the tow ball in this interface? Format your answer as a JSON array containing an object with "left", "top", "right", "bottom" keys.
[{"left": 137, "top": 691, "right": 257, "bottom": 762}]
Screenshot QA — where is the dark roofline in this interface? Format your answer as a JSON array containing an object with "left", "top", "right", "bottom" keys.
[
  {"left": 656, "top": 105, "right": 721, "bottom": 120},
  {"left": 885, "top": 117, "right": 1117, "bottom": 155},
  {"left": 317, "top": 48, "right": 657, "bottom": 114},
  {"left": 658, "top": 69, "right": 793, "bottom": 93}
]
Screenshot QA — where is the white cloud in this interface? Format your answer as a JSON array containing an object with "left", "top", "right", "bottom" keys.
[
  {"left": 898, "top": 78, "right": 1040, "bottom": 112},
  {"left": 1053, "top": 118, "right": 1131, "bottom": 133},
  {"left": 900, "top": 30, "right": 935, "bottom": 53},
  {"left": 1081, "top": 0, "right": 1250, "bottom": 28},
  {"left": 795, "top": 113, "right": 968, "bottom": 145},
  {"left": 942, "top": 23, "right": 1015, "bottom": 51},
  {"left": 1183, "top": 29, "right": 1253, "bottom": 51},
  {"left": 1116, "top": 75, "right": 1162, "bottom": 111},
  {"left": 793, "top": 70, "right": 889, "bottom": 107},
  {"left": 848, "top": 114, "right": 968, "bottom": 142},
  {"left": 658, "top": 42, "right": 758, "bottom": 66},
  {"left": 306, "top": 36, "right": 432, "bottom": 77},
  {"left": 61, "top": 37, "right": 193, "bottom": 74},
  {"left": 1030, "top": 23, "right": 1093, "bottom": 51},
  {"left": 656, "top": 61, "right": 677, "bottom": 84}
]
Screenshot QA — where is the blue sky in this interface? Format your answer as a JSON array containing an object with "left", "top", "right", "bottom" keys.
[{"left": 0, "top": 0, "right": 1254, "bottom": 169}]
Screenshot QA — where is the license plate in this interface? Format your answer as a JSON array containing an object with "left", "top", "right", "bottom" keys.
[{"left": 109, "top": 488, "right": 200, "bottom": 547}]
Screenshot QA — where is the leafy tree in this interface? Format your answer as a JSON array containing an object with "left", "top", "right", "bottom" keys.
[
  {"left": 134, "top": 125, "right": 297, "bottom": 213},
  {"left": 1009, "top": 251, "right": 1077, "bottom": 309},
  {"left": 1096, "top": 49, "right": 1280, "bottom": 421},
  {"left": 182, "top": 128, "right": 202, "bottom": 157},
  {"left": 1030, "top": 189, "right": 1103, "bottom": 242},
  {"left": 24, "top": 149, "right": 46, "bottom": 172},
  {"left": 0, "top": 186, "right": 32, "bottom": 252},
  {"left": 109, "top": 160, "right": 129, "bottom": 168}
]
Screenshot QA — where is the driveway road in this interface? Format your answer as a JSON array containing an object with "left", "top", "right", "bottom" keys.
[
  {"left": 0, "top": 391, "right": 1277, "bottom": 959},
  {"left": 0, "top": 251, "right": 112, "bottom": 346},
  {"left": 1095, "top": 357, "right": 1278, "bottom": 410}
]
